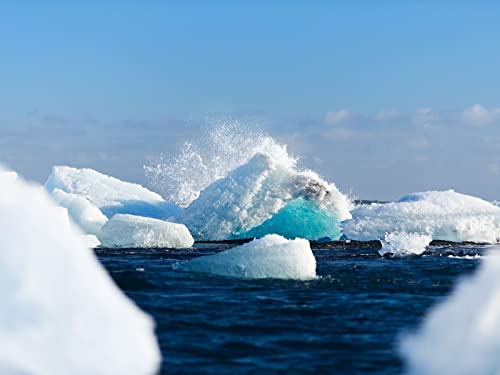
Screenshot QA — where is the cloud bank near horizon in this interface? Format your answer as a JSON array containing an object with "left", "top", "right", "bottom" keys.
[{"left": 1, "top": 104, "right": 499, "bottom": 201}]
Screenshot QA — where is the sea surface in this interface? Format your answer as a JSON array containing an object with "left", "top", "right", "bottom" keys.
[{"left": 96, "top": 242, "right": 487, "bottom": 375}]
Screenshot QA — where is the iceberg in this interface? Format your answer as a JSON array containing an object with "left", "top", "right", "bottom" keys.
[
  {"left": 342, "top": 190, "right": 500, "bottom": 243},
  {"left": 51, "top": 188, "right": 109, "bottom": 237},
  {"left": 175, "top": 234, "right": 316, "bottom": 280},
  {"left": 45, "top": 166, "right": 181, "bottom": 220},
  {"left": 100, "top": 214, "right": 194, "bottom": 248},
  {"left": 182, "top": 153, "right": 352, "bottom": 240},
  {"left": 379, "top": 232, "right": 432, "bottom": 257},
  {"left": 401, "top": 250, "right": 500, "bottom": 374},
  {"left": 0, "top": 167, "right": 160, "bottom": 374}
]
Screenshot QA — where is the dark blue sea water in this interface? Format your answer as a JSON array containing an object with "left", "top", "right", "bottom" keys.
[{"left": 96, "top": 243, "right": 486, "bottom": 375}]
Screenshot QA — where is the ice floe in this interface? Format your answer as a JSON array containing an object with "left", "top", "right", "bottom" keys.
[
  {"left": 100, "top": 214, "right": 194, "bottom": 248},
  {"left": 342, "top": 190, "right": 500, "bottom": 243},
  {"left": 175, "top": 234, "right": 316, "bottom": 279}
]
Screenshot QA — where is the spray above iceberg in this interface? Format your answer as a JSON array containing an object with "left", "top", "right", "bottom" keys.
[
  {"left": 342, "top": 190, "right": 500, "bottom": 243},
  {"left": 146, "top": 123, "right": 351, "bottom": 241},
  {"left": 0, "top": 167, "right": 160, "bottom": 375},
  {"left": 175, "top": 234, "right": 316, "bottom": 280},
  {"left": 182, "top": 153, "right": 351, "bottom": 240}
]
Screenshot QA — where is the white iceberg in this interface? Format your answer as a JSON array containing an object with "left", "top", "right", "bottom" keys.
[
  {"left": 45, "top": 166, "right": 181, "bottom": 220},
  {"left": 0, "top": 167, "right": 160, "bottom": 375},
  {"left": 379, "top": 232, "right": 432, "bottom": 257},
  {"left": 401, "top": 250, "right": 500, "bottom": 374},
  {"left": 342, "top": 190, "right": 500, "bottom": 243},
  {"left": 100, "top": 214, "right": 194, "bottom": 248},
  {"left": 182, "top": 153, "right": 351, "bottom": 240},
  {"left": 82, "top": 234, "right": 101, "bottom": 248},
  {"left": 51, "top": 188, "right": 109, "bottom": 236},
  {"left": 175, "top": 234, "right": 316, "bottom": 280}
]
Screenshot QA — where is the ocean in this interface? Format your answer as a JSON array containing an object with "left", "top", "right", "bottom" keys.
[{"left": 97, "top": 242, "right": 485, "bottom": 374}]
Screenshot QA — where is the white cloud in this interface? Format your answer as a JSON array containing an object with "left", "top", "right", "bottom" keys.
[
  {"left": 412, "top": 108, "right": 439, "bottom": 128},
  {"left": 374, "top": 109, "right": 400, "bottom": 122},
  {"left": 462, "top": 104, "right": 500, "bottom": 127},
  {"left": 325, "top": 109, "right": 351, "bottom": 126}
]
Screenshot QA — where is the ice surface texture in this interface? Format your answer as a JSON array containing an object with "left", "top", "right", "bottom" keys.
[
  {"left": 45, "top": 166, "right": 192, "bottom": 248},
  {"left": 100, "top": 214, "right": 194, "bottom": 248},
  {"left": 182, "top": 153, "right": 352, "bottom": 240},
  {"left": 0, "top": 167, "right": 160, "bottom": 375},
  {"left": 401, "top": 249, "right": 500, "bottom": 374},
  {"left": 342, "top": 190, "right": 500, "bottom": 243},
  {"left": 176, "top": 234, "right": 316, "bottom": 280},
  {"left": 45, "top": 166, "right": 181, "bottom": 219},
  {"left": 51, "top": 188, "right": 109, "bottom": 236}
]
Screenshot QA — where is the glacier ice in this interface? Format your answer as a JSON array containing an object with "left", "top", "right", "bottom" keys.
[
  {"left": 45, "top": 166, "right": 181, "bottom": 220},
  {"left": 379, "top": 232, "right": 432, "bottom": 257},
  {"left": 175, "top": 234, "right": 316, "bottom": 280},
  {"left": 51, "top": 188, "right": 109, "bottom": 237},
  {"left": 100, "top": 214, "right": 194, "bottom": 248},
  {"left": 182, "top": 153, "right": 352, "bottom": 240},
  {"left": 401, "top": 249, "right": 500, "bottom": 374},
  {"left": 239, "top": 198, "right": 342, "bottom": 240},
  {"left": 0, "top": 167, "right": 160, "bottom": 375},
  {"left": 342, "top": 190, "right": 500, "bottom": 243}
]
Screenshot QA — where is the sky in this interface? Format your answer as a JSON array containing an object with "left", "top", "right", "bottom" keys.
[{"left": 1, "top": 2, "right": 500, "bottom": 200}]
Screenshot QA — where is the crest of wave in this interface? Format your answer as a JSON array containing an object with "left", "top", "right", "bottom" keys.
[{"left": 144, "top": 120, "right": 294, "bottom": 207}]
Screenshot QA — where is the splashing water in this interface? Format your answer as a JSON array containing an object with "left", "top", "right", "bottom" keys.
[
  {"left": 144, "top": 120, "right": 296, "bottom": 207},
  {"left": 379, "top": 232, "right": 432, "bottom": 257}
]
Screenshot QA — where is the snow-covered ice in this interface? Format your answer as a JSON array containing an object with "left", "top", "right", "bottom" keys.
[
  {"left": 100, "top": 214, "right": 194, "bottom": 248},
  {"left": 45, "top": 166, "right": 181, "bottom": 220},
  {"left": 0, "top": 167, "right": 160, "bottom": 375},
  {"left": 175, "top": 234, "right": 317, "bottom": 280},
  {"left": 50, "top": 188, "right": 109, "bottom": 237},
  {"left": 401, "top": 248, "right": 500, "bottom": 374},
  {"left": 342, "top": 190, "right": 500, "bottom": 243},
  {"left": 379, "top": 232, "right": 432, "bottom": 256},
  {"left": 182, "top": 153, "right": 351, "bottom": 240}
]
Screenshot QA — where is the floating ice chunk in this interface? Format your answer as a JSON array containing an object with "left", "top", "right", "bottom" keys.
[
  {"left": 379, "top": 232, "right": 432, "bottom": 256},
  {"left": 182, "top": 153, "right": 351, "bottom": 240},
  {"left": 342, "top": 190, "right": 500, "bottom": 243},
  {"left": 45, "top": 166, "right": 181, "bottom": 220},
  {"left": 176, "top": 234, "right": 316, "bottom": 280},
  {"left": 0, "top": 167, "right": 160, "bottom": 375},
  {"left": 400, "top": 250, "right": 500, "bottom": 374},
  {"left": 50, "top": 188, "right": 108, "bottom": 236},
  {"left": 100, "top": 214, "right": 194, "bottom": 248}
]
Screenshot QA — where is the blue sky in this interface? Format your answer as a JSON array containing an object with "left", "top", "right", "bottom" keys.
[{"left": 1, "top": 2, "right": 500, "bottom": 200}]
